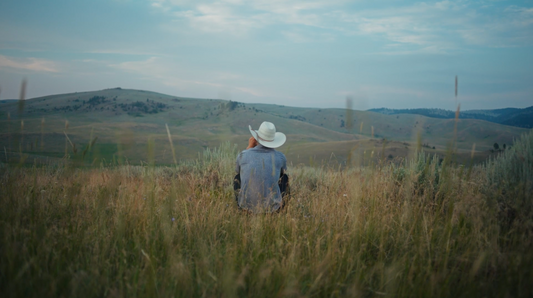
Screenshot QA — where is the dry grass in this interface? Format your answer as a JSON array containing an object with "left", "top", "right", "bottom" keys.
[{"left": 0, "top": 132, "right": 532, "bottom": 297}]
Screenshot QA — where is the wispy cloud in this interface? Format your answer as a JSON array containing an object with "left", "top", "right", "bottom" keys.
[
  {"left": 358, "top": 2, "right": 532, "bottom": 49},
  {"left": 180, "top": 3, "right": 266, "bottom": 35},
  {"left": 150, "top": 0, "right": 336, "bottom": 37},
  {"left": 0, "top": 54, "right": 59, "bottom": 72},
  {"left": 457, "top": 5, "right": 533, "bottom": 47},
  {"left": 149, "top": 0, "right": 533, "bottom": 52}
]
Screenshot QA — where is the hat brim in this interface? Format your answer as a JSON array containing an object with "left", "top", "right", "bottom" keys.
[{"left": 249, "top": 125, "right": 286, "bottom": 149}]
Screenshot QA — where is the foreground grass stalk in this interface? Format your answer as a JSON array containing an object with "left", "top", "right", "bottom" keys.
[{"left": 165, "top": 124, "right": 177, "bottom": 166}]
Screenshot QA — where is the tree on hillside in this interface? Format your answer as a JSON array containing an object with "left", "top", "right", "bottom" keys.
[
  {"left": 494, "top": 143, "right": 499, "bottom": 151},
  {"left": 227, "top": 101, "right": 238, "bottom": 111}
]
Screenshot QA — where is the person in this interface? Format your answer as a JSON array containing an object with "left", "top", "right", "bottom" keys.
[{"left": 234, "top": 121, "right": 289, "bottom": 213}]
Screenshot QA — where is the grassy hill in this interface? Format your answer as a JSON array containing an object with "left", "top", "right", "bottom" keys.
[
  {"left": 370, "top": 106, "right": 533, "bottom": 129},
  {"left": 0, "top": 88, "right": 529, "bottom": 166}
]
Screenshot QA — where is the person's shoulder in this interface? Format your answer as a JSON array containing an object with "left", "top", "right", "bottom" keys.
[
  {"left": 238, "top": 148, "right": 257, "bottom": 158},
  {"left": 251, "top": 145, "right": 271, "bottom": 153},
  {"left": 274, "top": 150, "right": 286, "bottom": 159},
  {"left": 237, "top": 150, "right": 248, "bottom": 159},
  {"left": 242, "top": 148, "right": 258, "bottom": 155}
]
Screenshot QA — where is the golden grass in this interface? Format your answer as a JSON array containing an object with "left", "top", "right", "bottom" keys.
[
  {"left": 1, "top": 132, "right": 532, "bottom": 297},
  {"left": 1, "top": 80, "right": 531, "bottom": 297}
]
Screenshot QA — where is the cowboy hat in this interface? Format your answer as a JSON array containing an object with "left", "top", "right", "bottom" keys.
[{"left": 249, "top": 121, "right": 286, "bottom": 148}]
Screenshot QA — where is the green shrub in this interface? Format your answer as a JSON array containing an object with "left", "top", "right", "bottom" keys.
[{"left": 485, "top": 130, "right": 533, "bottom": 231}]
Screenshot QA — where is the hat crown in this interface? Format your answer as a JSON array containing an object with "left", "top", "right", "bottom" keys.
[
  {"left": 257, "top": 122, "right": 276, "bottom": 141},
  {"left": 249, "top": 121, "right": 286, "bottom": 148}
]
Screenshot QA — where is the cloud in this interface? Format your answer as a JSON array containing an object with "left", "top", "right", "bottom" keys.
[
  {"left": 150, "top": 0, "right": 336, "bottom": 36},
  {"left": 344, "top": 1, "right": 532, "bottom": 53},
  {"left": 183, "top": 3, "right": 266, "bottom": 35},
  {"left": 148, "top": 0, "right": 533, "bottom": 52},
  {"left": 0, "top": 54, "right": 59, "bottom": 72},
  {"left": 356, "top": 16, "right": 431, "bottom": 45}
]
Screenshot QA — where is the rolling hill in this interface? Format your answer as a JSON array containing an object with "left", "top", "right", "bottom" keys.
[
  {"left": 369, "top": 106, "right": 533, "bottom": 128},
  {"left": 0, "top": 88, "right": 529, "bottom": 166}
]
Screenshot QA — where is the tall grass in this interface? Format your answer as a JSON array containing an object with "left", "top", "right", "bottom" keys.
[{"left": 1, "top": 132, "right": 532, "bottom": 297}]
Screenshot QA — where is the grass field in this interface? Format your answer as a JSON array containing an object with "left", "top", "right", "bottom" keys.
[{"left": 1, "top": 128, "right": 532, "bottom": 297}]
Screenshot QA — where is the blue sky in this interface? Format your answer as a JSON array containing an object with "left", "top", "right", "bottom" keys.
[{"left": 0, "top": 0, "right": 532, "bottom": 110}]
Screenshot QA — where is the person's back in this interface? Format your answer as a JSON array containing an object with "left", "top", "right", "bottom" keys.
[
  {"left": 234, "top": 121, "right": 288, "bottom": 213},
  {"left": 236, "top": 144, "right": 286, "bottom": 212}
]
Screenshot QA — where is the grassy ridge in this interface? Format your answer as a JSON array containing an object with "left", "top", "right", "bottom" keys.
[
  {"left": 0, "top": 88, "right": 527, "bottom": 166},
  {"left": 369, "top": 106, "right": 533, "bottom": 129},
  {"left": 1, "top": 131, "right": 532, "bottom": 297}
]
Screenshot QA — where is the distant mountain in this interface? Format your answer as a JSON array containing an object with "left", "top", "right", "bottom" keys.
[
  {"left": 0, "top": 99, "right": 17, "bottom": 104},
  {"left": 368, "top": 106, "right": 533, "bottom": 129}
]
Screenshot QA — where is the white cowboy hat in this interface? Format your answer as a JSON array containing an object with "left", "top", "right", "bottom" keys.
[{"left": 249, "top": 121, "right": 286, "bottom": 148}]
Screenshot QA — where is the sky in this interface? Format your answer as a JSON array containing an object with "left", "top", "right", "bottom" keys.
[{"left": 0, "top": 0, "right": 532, "bottom": 110}]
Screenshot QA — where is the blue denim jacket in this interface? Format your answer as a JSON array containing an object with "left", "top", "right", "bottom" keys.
[{"left": 235, "top": 145, "right": 287, "bottom": 212}]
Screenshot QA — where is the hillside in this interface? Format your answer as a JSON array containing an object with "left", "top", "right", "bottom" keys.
[
  {"left": 0, "top": 88, "right": 529, "bottom": 166},
  {"left": 369, "top": 106, "right": 533, "bottom": 128}
]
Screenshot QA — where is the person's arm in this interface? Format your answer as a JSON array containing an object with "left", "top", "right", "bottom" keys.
[
  {"left": 280, "top": 153, "right": 287, "bottom": 175},
  {"left": 235, "top": 152, "right": 241, "bottom": 174},
  {"left": 234, "top": 153, "right": 242, "bottom": 201},
  {"left": 246, "top": 136, "right": 258, "bottom": 150}
]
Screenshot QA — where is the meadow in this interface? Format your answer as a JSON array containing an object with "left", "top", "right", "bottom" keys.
[{"left": 1, "top": 127, "right": 532, "bottom": 297}]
